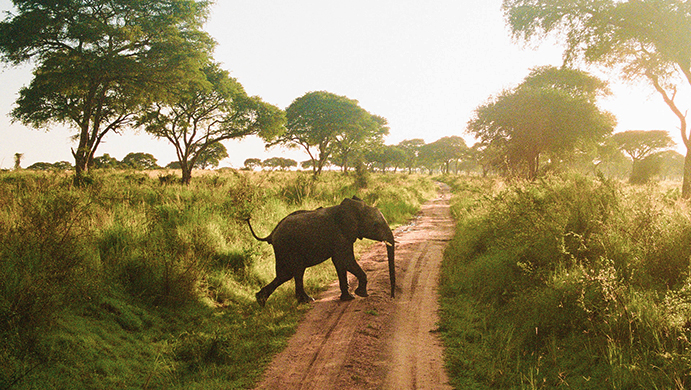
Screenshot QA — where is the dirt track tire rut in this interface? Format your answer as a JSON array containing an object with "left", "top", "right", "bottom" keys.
[{"left": 255, "top": 184, "right": 454, "bottom": 390}]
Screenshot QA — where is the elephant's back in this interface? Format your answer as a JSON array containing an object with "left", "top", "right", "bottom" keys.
[
  {"left": 274, "top": 209, "right": 334, "bottom": 239},
  {"left": 272, "top": 209, "right": 338, "bottom": 258}
]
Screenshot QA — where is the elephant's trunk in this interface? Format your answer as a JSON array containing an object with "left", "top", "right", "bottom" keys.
[
  {"left": 385, "top": 229, "right": 395, "bottom": 298},
  {"left": 387, "top": 242, "right": 395, "bottom": 298}
]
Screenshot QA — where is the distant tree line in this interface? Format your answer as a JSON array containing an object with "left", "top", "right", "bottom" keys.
[
  {"left": 3, "top": 1, "right": 687, "bottom": 189},
  {"left": 17, "top": 63, "right": 682, "bottom": 185},
  {"left": 238, "top": 90, "right": 681, "bottom": 184},
  {"left": 242, "top": 135, "right": 472, "bottom": 175},
  {"left": 25, "top": 145, "right": 228, "bottom": 172}
]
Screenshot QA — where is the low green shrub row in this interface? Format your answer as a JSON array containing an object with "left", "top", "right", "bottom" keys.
[{"left": 440, "top": 174, "right": 691, "bottom": 389}]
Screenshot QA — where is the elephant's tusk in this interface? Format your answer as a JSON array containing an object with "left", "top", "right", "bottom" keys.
[{"left": 385, "top": 241, "right": 394, "bottom": 247}]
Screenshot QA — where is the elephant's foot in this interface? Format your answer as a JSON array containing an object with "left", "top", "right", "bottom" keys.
[
  {"left": 297, "top": 294, "right": 315, "bottom": 304},
  {"left": 256, "top": 291, "right": 268, "bottom": 307},
  {"left": 339, "top": 292, "right": 355, "bottom": 301},
  {"left": 355, "top": 286, "right": 368, "bottom": 297}
]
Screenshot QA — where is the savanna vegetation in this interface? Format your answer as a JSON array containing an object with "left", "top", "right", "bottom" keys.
[
  {"left": 440, "top": 173, "right": 691, "bottom": 389},
  {"left": 5, "top": 1, "right": 691, "bottom": 389},
  {"left": 0, "top": 169, "right": 436, "bottom": 389}
]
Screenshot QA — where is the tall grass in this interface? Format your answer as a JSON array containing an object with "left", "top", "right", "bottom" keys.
[
  {"left": 440, "top": 173, "right": 691, "bottom": 389},
  {"left": 0, "top": 169, "right": 435, "bottom": 389}
]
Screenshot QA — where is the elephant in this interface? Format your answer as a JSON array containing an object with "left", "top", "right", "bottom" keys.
[{"left": 246, "top": 196, "right": 395, "bottom": 306}]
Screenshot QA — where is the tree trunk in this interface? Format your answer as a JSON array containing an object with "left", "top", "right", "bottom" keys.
[
  {"left": 182, "top": 167, "right": 192, "bottom": 185},
  {"left": 314, "top": 163, "right": 323, "bottom": 177},
  {"left": 180, "top": 159, "right": 192, "bottom": 185},
  {"left": 72, "top": 146, "right": 90, "bottom": 185},
  {"left": 647, "top": 71, "right": 689, "bottom": 198},
  {"left": 683, "top": 149, "right": 691, "bottom": 199}
]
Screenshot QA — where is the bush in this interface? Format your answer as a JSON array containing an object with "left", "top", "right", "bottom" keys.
[
  {"left": 0, "top": 188, "right": 94, "bottom": 337},
  {"left": 279, "top": 173, "right": 315, "bottom": 204},
  {"left": 441, "top": 174, "right": 691, "bottom": 388}
]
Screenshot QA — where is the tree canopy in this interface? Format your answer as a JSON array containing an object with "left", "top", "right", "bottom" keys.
[
  {"left": 93, "top": 153, "right": 120, "bottom": 170},
  {"left": 195, "top": 142, "right": 229, "bottom": 170},
  {"left": 122, "top": 152, "right": 159, "bottom": 170},
  {"left": 270, "top": 91, "right": 388, "bottom": 176},
  {"left": 263, "top": 157, "right": 297, "bottom": 170},
  {"left": 467, "top": 66, "right": 615, "bottom": 179},
  {"left": 364, "top": 145, "right": 407, "bottom": 172},
  {"left": 0, "top": 0, "right": 215, "bottom": 182},
  {"left": 502, "top": 0, "right": 691, "bottom": 193},
  {"left": 612, "top": 130, "right": 675, "bottom": 162},
  {"left": 244, "top": 158, "right": 262, "bottom": 170},
  {"left": 139, "top": 63, "right": 285, "bottom": 184},
  {"left": 27, "top": 161, "right": 72, "bottom": 171},
  {"left": 397, "top": 139, "right": 426, "bottom": 173},
  {"left": 331, "top": 114, "right": 389, "bottom": 172},
  {"left": 612, "top": 130, "right": 675, "bottom": 182},
  {"left": 418, "top": 136, "right": 469, "bottom": 174}
]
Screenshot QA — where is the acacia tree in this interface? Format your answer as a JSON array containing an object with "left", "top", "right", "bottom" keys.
[
  {"left": 612, "top": 130, "right": 675, "bottom": 181},
  {"left": 613, "top": 130, "right": 675, "bottom": 163},
  {"left": 270, "top": 91, "right": 388, "bottom": 176},
  {"left": 383, "top": 145, "right": 408, "bottom": 172},
  {"left": 417, "top": 136, "right": 468, "bottom": 174},
  {"left": 331, "top": 114, "right": 389, "bottom": 172},
  {"left": 432, "top": 136, "right": 469, "bottom": 174},
  {"left": 503, "top": 0, "right": 691, "bottom": 195},
  {"left": 263, "top": 157, "right": 297, "bottom": 170},
  {"left": 122, "top": 152, "right": 158, "bottom": 170},
  {"left": 0, "top": 0, "right": 214, "bottom": 183},
  {"left": 468, "top": 66, "right": 615, "bottom": 180},
  {"left": 363, "top": 145, "right": 406, "bottom": 172},
  {"left": 93, "top": 154, "right": 121, "bottom": 170},
  {"left": 195, "top": 142, "right": 228, "bottom": 169},
  {"left": 398, "top": 139, "right": 426, "bottom": 173},
  {"left": 244, "top": 158, "right": 262, "bottom": 170},
  {"left": 140, "top": 63, "right": 285, "bottom": 184}
]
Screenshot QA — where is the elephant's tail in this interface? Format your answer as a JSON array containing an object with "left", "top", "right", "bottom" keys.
[{"left": 246, "top": 218, "right": 272, "bottom": 244}]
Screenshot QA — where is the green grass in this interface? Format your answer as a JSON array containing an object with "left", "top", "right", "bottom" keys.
[
  {"left": 439, "top": 173, "right": 691, "bottom": 389},
  {"left": 0, "top": 169, "right": 436, "bottom": 389}
]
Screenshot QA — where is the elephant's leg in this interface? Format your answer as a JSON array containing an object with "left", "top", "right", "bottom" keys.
[
  {"left": 293, "top": 266, "right": 314, "bottom": 304},
  {"left": 347, "top": 257, "right": 368, "bottom": 298},
  {"left": 256, "top": 262, "right": 292, "bottom": 307},
  {"left": 332, "top": 253, "right": 355, "bottom": 301}
]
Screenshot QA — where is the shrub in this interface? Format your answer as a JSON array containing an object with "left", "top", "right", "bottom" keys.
[
  {"left": 354, "top": 161, "right": 369, "bottom": 189},
  {"left": 0, "top": 187, "right": 94, "bottom": 338},
  {"left": 224, "top": 171, "right": 262, "bottom": 220},
  {"left": 279, "top": 173, "right": 315, "bottom": 204},
  {"left": 441, "top": 173, "right": 691, "bottom": 388}
]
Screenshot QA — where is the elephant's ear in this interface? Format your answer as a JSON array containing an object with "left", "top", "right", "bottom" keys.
[{"left": 336, "top": 198, "right": 363, "bottom": 243}]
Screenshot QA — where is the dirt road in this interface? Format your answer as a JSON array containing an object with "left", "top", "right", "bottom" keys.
[{"left": 255, "top": 184, "right": 455, "bottom": 390}]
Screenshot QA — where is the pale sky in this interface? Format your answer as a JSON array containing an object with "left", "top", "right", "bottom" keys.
[{"left": 0, "top": 1, "right": 684, "bottom": 169}]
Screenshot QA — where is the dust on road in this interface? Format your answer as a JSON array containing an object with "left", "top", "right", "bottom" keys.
[{"left": 255, "top": 184, "right": 455, "bottom": 390}]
